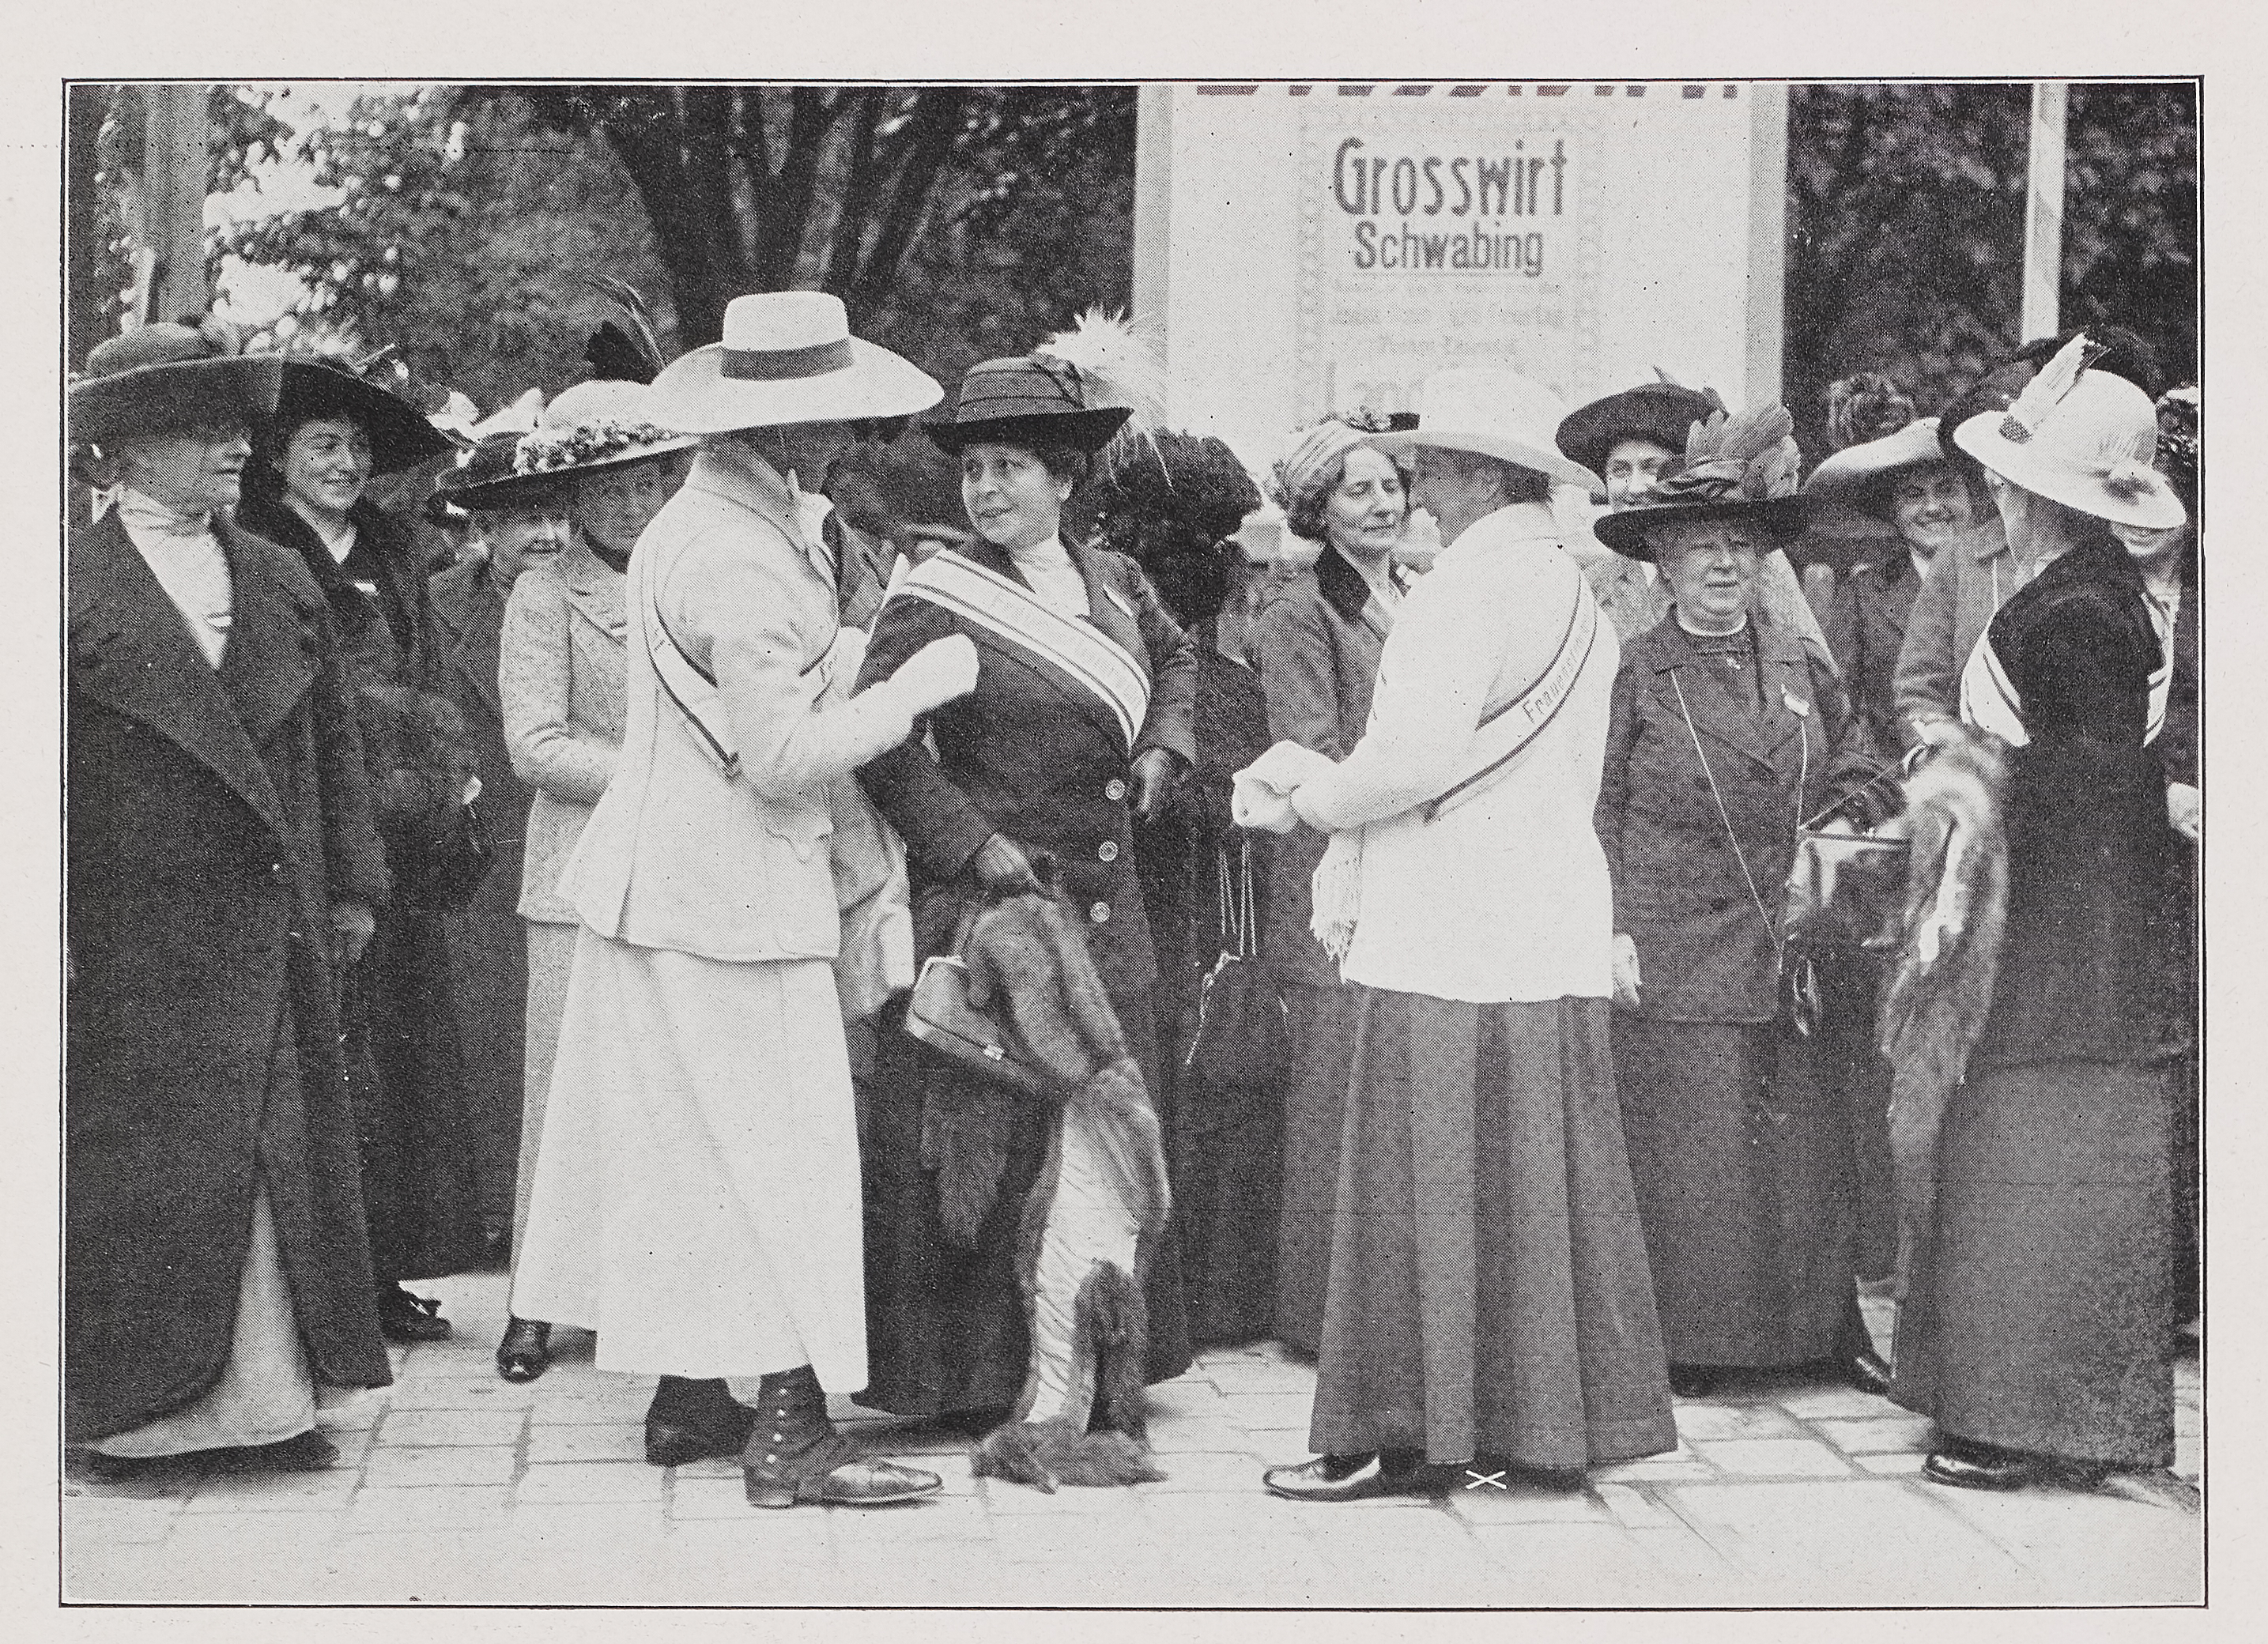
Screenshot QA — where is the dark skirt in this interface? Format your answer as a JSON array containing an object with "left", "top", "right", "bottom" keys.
[
  {"left": 1890, "top": 1059, "right": 2176, "bottom": 1469},
  {"left": 1172, "top": 1061, "right": 1283, "bottom": 1350},
  {"left": 444, "top": 904, "right": 527, "bottom": 1245},
  {"left": 1274, "top": 981, "right": 1360, "bottom": 1356},
  {"left": 855, "top": 986, "right": 1194, "bottom": 1416},
  {"left": 1308, "top": 987, "right": 1674, "bottom": 1469},
  {"left": 346, "top": 910, "right": 488, "bottom": 1284},
  {"left": 1813, "top": 948, "right": 1897, "bottom": 1283},
  {"left": 1613, "top": 1012, "right": 1862, "bottom": 1367}
]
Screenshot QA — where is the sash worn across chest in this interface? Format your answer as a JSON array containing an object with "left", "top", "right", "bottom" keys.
[
  {"left": 1418, "top": 580, "right": 1602, "bottom": 821},
  {"left": 900, "top": 552, "right": 1152, "bottom": 751},
  {"left": 1958, "top": 627, "right": 2168, "bottom": 749}
]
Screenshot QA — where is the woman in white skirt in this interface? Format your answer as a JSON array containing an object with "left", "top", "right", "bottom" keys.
[{"left": 511, "top": 292, "right": 980, "bottom": 1508}]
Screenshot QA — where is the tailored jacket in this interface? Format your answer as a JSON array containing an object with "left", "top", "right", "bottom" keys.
[
  {"left": 854, "top": 536, "right": 1198, "bottom": 1002},
  {"left": 66, "top": 512, "right": 393, "bottom": 1438},
  {"left": 500, "top": 537, "right": 629, "bottom": 925},
  {"left": 561, "top": 441, "right": 919, "bottom": 963},
  {"left": 1889, "top": 518, "right": 2017, "bottom": 746},
  {"left": 1248, "top": 545, "right": 1397, "bottom": 988},
  {"left": 1823, "top": 550, "right": 1924, "bottom": 754},
  {"left": 429, "top": 556, "right": 531, "bottom": 918},
  {"left": 1595, "top": 613, "right": 1870, "bottom": 1024}
]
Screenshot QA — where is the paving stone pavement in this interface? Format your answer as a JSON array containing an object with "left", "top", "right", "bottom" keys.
[{"left": 62, "top": 1276, "right": 2202, "bottom": 1607}]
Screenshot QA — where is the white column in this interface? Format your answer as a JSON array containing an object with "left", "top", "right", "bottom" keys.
[{"left": 2020, "top": 82, "right": 2068, "bottom": 343}]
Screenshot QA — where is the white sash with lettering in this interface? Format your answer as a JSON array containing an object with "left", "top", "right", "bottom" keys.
[
  {"left": 896, "top": 550, "right": 1151, "bottom": 750},
  {"left": 1310, "top": 580, "right": 1602, "bottom": 961}
]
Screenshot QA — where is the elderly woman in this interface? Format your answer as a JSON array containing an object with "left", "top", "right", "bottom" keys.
[
  {"left": 1240, "top": 368, "right": 1674, "bottom": 1501},
  {"left": 1592, "top": 404, "right": 1893, "bottom": 1401},
  {"left": 851, "top": 333, "right": 1198, "bottom": 1421},
  {"left": 236, "top": 360, "right": 488, "bottom": 1345},
  {"left": 478, "top": 383, "right": 696, "bottom": 1382},
  {"left": 1891, "top": 344, "right": 2190, "bottom": 1491},
  {"left": 67, "top": 320, "right": 391, "bottom": 1477},
  {"left": 1248, "top": 413, "right": 1412, "bottom": 1355},
  {"left": 510, "top": 292, "right": 972, "bottom": 1507}
]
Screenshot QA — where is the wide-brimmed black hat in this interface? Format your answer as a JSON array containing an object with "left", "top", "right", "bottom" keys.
[
  {"left": 69, "top": 318, "right": 284, "bottom": 447},
  {"left": 1555, "top": 383, "right": 1722, "bottom": 479},
  {"left": 271, "top": 359, "right": 457, "bottom": 477},
  {"left": 1593, "top": 403, "right": 1811, "bottom": 561},
  {"left": 924, "top": 356, "right": 1132, "bottom": 456},
  {"left": 433, "top": 433, "right": 573, "bottom": 514}
]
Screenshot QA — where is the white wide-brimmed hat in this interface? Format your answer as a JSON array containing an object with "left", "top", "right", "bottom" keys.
[
  {"left": 508, "top": 379, "right": 701, "bottom": 484},
  {"left": 647, "top": 290, "right": 942, "bottom": 434},
  {"left": 1371, "top": 367, "right": 1602, "bottom": 492},
  {"left": 1952, "top": 334, "right": 2185, "bottom": 531}
]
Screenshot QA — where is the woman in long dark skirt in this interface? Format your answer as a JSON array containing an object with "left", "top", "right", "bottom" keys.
[{"left": 1892, "top": 338, "right": 2190, "bottom": 1489}]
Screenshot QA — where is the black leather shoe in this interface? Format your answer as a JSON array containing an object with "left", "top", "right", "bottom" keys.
[
  {"left": 1843, "top": 1346, "right": 1894, "bottom": 1398},
  {"left": 746, "top": 1455, "right": 944, "bottom": 1508},
  {"left": 496, "top": 1318, "right": 553, "bottom": 1383},
  {"left": 1262, "top": 1451, "right": 1430, "bottom": 1503},
  {"left": 1923, "top": 1437, "right": 2050, "bottom": 1491},
  {"left": 204, "top": 1431, "right": 340, "bottom": 1475},
  {"left": 375, "top": 1285, "right": 452, "bottom": 1344},
  {"left": 1667, "top": 1364, "right": 1723, "bottom": 1399}
]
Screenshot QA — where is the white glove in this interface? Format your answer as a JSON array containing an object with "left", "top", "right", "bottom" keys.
[{"left": 883, "top": 634, "right": 979, "bottom": 715}]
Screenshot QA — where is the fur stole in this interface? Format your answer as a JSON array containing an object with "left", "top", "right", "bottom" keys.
[
  {"left": 949, "top": 890, "right": 1172, "bottom": 1491},
  {"left": 1876, "top": 724, "right": 2013, "bottom": 1298}
]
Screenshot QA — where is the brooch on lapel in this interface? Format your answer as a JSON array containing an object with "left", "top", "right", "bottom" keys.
[{"left": 1781, "top": 686, "right": 1810, "bottom": 718}]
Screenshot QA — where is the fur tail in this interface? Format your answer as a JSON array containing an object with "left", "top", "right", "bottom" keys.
[{"left": 969, "top": 1417, "right": 1166, "bottom": 1493}]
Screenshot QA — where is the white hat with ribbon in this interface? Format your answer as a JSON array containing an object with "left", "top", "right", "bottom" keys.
[
  {"left": 647, "top": 290, "right": 942, "bottom": 434},
  {"left": 510, "top": 379, "right": 700, "bottom": 483},
  {"left": 1370, "top": 366, "right": 1602, "bottom": 492},
  {"left": 1953, "top": 334, "right": 2186, "bottom": 531}
]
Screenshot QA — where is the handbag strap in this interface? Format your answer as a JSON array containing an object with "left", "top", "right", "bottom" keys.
[{"left": 1669, "top": 671, "right": 1804, "bottom": 956}]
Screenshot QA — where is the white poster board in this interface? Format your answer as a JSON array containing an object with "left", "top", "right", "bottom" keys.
[{"left": 1134, "top": 81, "right": 1787, "bottom": 481}]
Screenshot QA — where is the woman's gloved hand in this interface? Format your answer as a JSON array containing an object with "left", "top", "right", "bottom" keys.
[
  {"left": 1610, "top": 932, "right": 1643, "bottom": 1012},
  {"left": 883, "top": 634, "right": 980, "bottom": 715},
  {"left": 969, "top": 831, "right": 1042, "bottom": 896},
  {"left": 1128, "top": 747, "right": 1185, "bottom": 824}
]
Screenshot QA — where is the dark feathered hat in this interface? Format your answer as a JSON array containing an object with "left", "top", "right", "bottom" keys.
[
  {"left": 1594, "top": 402, "right": 1810, "bottom": 560},
  {"left": 270, "top": 357, "right": 457, "bottom": 477},
  {"left": 1554, "top": 378, "right": 1723, "bottom": 479}
]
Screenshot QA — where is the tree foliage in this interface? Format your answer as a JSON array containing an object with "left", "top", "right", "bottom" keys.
[{"left": 1784, "top": 81, "right": 2196, "bottom": 454}]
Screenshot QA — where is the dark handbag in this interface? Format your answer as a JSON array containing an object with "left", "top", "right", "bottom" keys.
[
  {"left": 903, "top": 904, "right": 1058, "bottom": 1096},
  {"left": 1781, "top": 757, "right": 1914, "bottom": 953},
  {"left": 1184, "top": 837, "right": 1289, "bottom": 1092},
  {"left": 388, "top": 797, "right": 494, "bottom": 913}
]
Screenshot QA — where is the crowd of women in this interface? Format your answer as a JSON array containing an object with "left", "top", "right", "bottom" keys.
[{"left": 66, "top": 286, "right": 2198, "bottom": 1512}]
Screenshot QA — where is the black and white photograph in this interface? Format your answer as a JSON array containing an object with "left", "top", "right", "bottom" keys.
[{"left": 39, "top": 16, "right": 2228, "bottom": 1613}]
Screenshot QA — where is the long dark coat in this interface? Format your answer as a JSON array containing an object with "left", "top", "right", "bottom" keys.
[
  {"left": 428, "top": 556, "right": 532, "bottom": 1240},
  {"left": 236, "top": 493, "right": 486, "bottom": 1282},
  {"left": 1596, "top": 616, "right": 1873, "bottom": 1023},
  {"left": 67, "top": 513, "right": 393, "bottom": 1440},
  {"left": 1594, "top": 613, "right": 1879, "bottom": 1365},
  {"left": 851, "top": 536, "right": 1197, "bottom": 1415}
]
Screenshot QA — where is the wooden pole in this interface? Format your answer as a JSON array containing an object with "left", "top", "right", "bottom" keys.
[
  {"left": 123, "top": 83, "right": 210, "bottom": 326},
  {"left": 2020, "top": 81, "right": 2068, "bottom": 343}
]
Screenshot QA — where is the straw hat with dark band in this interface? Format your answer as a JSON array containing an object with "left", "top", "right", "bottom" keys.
[{"left": 645, "top": 291, "right": 941, "bottom": 434}]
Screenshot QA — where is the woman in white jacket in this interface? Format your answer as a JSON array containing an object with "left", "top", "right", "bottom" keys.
[
  {"left": 1240, "top": 368, "right": 1675, "bottom": 1502},
  {"left": 510, "top": 292, "right": 978, "bottom": 1510}
]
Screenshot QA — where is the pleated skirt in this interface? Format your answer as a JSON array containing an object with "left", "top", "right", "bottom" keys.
[
  {"left": 1308, "top": 987, "right": 1675, "bottom": 1469},
  {"left": 1612, "top": 1014, "right": 1862, "bottom": 1366},
  {"left": 511, "top": 931, "right": 867, "bottom": 1388},
  {"left": 1890, "top": 1058, "right": 2176, "bottom": 1468}
]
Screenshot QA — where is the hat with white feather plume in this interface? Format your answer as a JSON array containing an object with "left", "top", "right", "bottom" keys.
[
  {"left": 926, "top": 310, "right": 1162, "bottom": 466},
  {"left": 1594, "top": 400, "right": 1810, "bottom": 560},
  {"left": 1951, "top": 333, "right": 2184, "bottom": 530}
]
